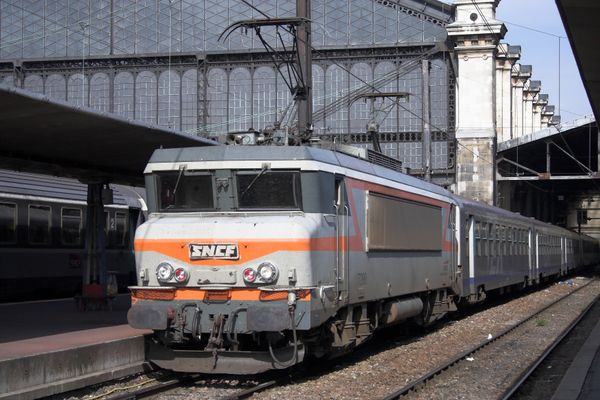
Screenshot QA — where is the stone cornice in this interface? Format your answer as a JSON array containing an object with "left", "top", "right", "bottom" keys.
[
  {"left": 453, "top": 0, "right": 500, "bottom": 6},
  {"left": 447, "top": 22, "right": 506, "bottom": 40},
  {"left": 455, "top": 127, "right": 496, "bottom": 139}
]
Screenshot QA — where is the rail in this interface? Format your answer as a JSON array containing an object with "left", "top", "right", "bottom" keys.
[
  {"left": 500, "top": 292, "right": 600, "bottom": 399},
  {"left": 380, "top": 278, "right": 597, "bottom": 400}
]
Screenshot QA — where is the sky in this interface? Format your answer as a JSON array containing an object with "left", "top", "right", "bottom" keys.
[{"left": 494, "top": 0, "right": 592, "bottom": 121}]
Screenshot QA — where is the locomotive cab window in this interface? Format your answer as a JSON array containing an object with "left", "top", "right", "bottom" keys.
[
  {"left": 156, "top": 171, "right": 214, "bottom": 211},
  {"left": 236, "top": 170, "right": 302, "bottom": 210},
  {"left": 0, "top": 202, "right": 17, "bottom": 244}
]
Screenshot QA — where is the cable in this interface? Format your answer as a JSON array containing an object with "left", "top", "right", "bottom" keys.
[
  {"left": 240, "top": 0, "right": 271, "bottom": 20},
  {"left": 500, "top": 20, "right": 565, "bottom": 39},
  {"left": 267, "top": 307, "right": 299, "bottom": 368}
]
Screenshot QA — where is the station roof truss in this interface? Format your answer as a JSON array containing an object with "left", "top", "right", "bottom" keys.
[
  {"left": 497, "top": 116, "right": 599, "bottom": 182},
  {"left": 0, "top": 84, "right": 217, "bottom": 187}
]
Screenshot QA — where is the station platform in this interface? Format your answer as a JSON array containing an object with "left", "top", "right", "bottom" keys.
[
  {"left": 552, "top": 308, "right": 600, "bottom": 400},
  {"left": 0, "top": 295, "right": 151, "bottom": 400}
]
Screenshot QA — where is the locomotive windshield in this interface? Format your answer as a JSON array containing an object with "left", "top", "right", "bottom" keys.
[
  {"left": 152, "top": 169, "right": 303, "bottom": 212},
  {"left": 237, "top": 170, "right": 302, "bottom": 210},
  {"left": 156, "top": 172, "right": 214, "bottom": 211}
]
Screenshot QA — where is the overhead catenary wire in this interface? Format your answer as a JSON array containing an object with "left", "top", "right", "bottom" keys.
[{"left": 235, "top": 1, "right": 520, "bottom": 177}]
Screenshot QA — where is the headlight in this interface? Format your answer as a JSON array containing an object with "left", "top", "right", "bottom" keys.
[
  {"left": 156, "top": 262, "right": 174, "bottom": 282},
  {"left": 258, "top": 262, "right": 279, "bottom": 284},
  {"left": 243, "top": 267, "right": 257, "bottom": 283},
  {"left": 174, "top": 268, "right": 189, "bottom": 283}
]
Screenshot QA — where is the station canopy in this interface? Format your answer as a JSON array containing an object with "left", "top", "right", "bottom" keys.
[
  {"left": 0, "top": 84, "right": 217, "bottom": 186},
  {"left": 556, "top": 0, "right": 600, "bottom": 122},
  {"left": 497, "top": 116, "right": 598, "bottom": 180}
]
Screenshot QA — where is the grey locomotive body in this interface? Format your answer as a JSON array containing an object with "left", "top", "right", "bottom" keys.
[{"left": 127, "top": 146, "right": 598, "bottom": 374}]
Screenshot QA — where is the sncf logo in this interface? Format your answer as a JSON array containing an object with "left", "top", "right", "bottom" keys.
[{"left": 189, "top": 244, "right": 239, "bottom": 260}]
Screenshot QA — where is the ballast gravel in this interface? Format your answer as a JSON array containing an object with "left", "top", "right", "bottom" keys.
[
  {"left": 250, "top": 278, "right": 598, "bottom": 400},
  {"left": 408, "top": 279, "right": 600, "bottom": 400},
  {"left": 57, "top": 277, "right": 598, "bottom": 400}
]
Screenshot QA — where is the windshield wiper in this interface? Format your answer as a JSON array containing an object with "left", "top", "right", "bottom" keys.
[
  {"left": 166, "top": 165, "right": 186, "bottom": 209},
  {"left": 240, "top": 164, "right": 269, "bottom": 199}
]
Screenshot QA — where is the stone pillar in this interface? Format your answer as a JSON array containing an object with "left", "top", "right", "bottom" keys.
[
  {"left": 495, "top": 44, "right": 520, "bottom": 143},
  {"left": 447, "top": 0, "right": 506, "bottom": 205},
  {"left": 533, "top": 93, "right": 548, "bottom": 132},
  {"left": 511, "top": 64, "right": 524, "bottom": 138},
  {"left": 522, "top": 80, "right": 540, "bottom": 135},
  {"left": 511, "top": 64, "right": 531, "bottom": 138},
  {"left": 541, "top": 105, "right": 555, "bottom": 128}
]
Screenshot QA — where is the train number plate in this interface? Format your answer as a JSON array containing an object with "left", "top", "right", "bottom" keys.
[{"left": 189, "top": 243, "right": 239, "bottom": 260}]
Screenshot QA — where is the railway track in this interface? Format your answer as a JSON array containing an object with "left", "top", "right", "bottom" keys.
[
  {"left": 69, "top": 278, "right": 597, "bottom": 400},
  {"left": 102, "top": 373, "right": 195, "bottom": 400},
  {"left": 500, "top": 290, "right": 600, "bottom": 399},
  {"left": 380, "top": 279, "right": 598, "bottom": 400},
  {"left": 101, "top": 372, "right": 284, "bottom": 400}
]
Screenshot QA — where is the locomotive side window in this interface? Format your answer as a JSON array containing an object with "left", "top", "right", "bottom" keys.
[
  {"left": 237, "top": 170, "right": 302, "bottom": 210},
  {"left": 28, "top": 204, "right": 51, "bottom": 245},
  {"left": 0, "top": 202, "right": 17, "bottom": 244},
  {"left": 61, "top": 207, "right": 82, "bottom": 246},
  {"left": 156, "top": 172, "right": 214, "bottom": 211}
]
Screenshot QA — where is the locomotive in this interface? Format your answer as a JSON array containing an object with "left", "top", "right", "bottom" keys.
[{"left": 127, "top": 145, "right": 599, "bottom": 374}]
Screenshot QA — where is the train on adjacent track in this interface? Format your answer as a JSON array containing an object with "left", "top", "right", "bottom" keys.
[
  {"left": 127, "top": 145, "right": 599, "bottom": 374},
  {"left": 0, "top": 170, "right": 146, "bottom": 301}
]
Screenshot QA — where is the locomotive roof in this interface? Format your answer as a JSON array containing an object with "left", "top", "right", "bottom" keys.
[
  {"left": 148, "top": 145, "right": 453, "bottom": 198},
  {"left": 148, "top": 146, "right": 591, "bottom": 239},
  {"left": 0, "top": 169, "right": 146, "bottom": 208}
]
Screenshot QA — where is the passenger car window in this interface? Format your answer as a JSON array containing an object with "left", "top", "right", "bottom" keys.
[
  {"left": 0, "top": 202, "right": 17, "bottom": 244},
  {"left": 61, "top": 207, "right": 82, "bottom": 246},
  {"left": 29, "top": 204, "right": 51, "bottom": 245}
]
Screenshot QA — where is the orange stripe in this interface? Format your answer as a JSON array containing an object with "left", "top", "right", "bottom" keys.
[
  {"left": 131, "top": 287, "right": 311, "bottom": 301},
  {"left": 135, "top": 237, "right": 336, "bottom": 266},
  {"left": 136, "top": 177, "right": 454, "bottom": 265}
]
